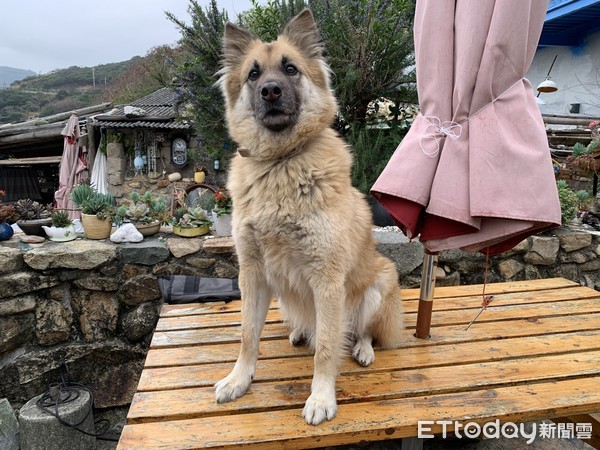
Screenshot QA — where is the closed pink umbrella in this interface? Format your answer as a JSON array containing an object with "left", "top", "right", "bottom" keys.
[
  {"left": 55, "top": 114, "right": 87, "bottom": 219},
  {"left": 372, "top": 0, "right": 561, "bottom": 255},
  {"left": 372, "top": 0, "right": 562, "bottom": 337}
]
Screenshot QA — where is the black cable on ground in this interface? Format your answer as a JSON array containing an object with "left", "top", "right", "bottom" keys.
[{"left": 35, "top": 362, "right": 118, "bottom": 442}]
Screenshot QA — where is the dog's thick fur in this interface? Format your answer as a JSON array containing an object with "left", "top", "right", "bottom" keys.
[{"left": 214, "top": 9, "right": 404, "bottom": 425}]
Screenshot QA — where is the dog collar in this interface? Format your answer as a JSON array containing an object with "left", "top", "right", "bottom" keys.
[{"left": 238, "top": 146, "right": 303, "bottom": 161}]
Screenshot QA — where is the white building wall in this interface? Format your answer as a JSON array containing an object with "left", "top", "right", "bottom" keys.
[{"left": 527, "top": 30, "right": 600, "bottom": 118}]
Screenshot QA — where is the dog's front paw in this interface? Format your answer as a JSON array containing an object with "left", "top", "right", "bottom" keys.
[
  {"left": 302, "top": 392, "right": 338, "bottom": 425},
  {"left": 215, "top": 371, "right": 253, "bottom": 404},
  {"left": 352, "top": 340, "right": 375, "bottom": 367}
]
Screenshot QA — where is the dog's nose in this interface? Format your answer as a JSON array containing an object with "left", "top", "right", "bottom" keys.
[{"left": 261, "top": 82, "right": 282, "bottom": 103}]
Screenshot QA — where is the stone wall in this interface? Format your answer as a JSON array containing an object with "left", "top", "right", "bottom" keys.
[
  {"left": 104, "top": 136, "right": 228, "bottom": 203},
  {"left": 380, "top": 226, "right": 600, "bottom": 290},
  {"left": 1, "top": 225, "right": 599, "bottom": 416},
  {"left": 0, "top": 234, "right": 237, "bottom": 412}
]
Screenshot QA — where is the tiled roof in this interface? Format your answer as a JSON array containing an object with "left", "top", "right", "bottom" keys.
[
  {"left": 94, "top": 120, "right": 190, "bottom": 129},
  {"left": 92, "top": 87, "right": 192, "bottom": 130},
  {"left": 130, "top": 87, "right": 177, "bottom": 107}
]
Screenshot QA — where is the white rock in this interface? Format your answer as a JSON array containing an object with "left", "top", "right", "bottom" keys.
[{"left": 110, "top": 224, "right": 143, "bottom": 243}]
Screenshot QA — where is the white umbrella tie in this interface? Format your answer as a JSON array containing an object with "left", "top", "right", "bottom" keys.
[{"left": 419, "top": 115, "right": 462, "bottom": 158}]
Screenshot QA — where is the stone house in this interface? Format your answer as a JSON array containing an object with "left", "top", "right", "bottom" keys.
[
  {"left": 88, "top": 87, "right": 228, "bottom": 202},
  {"left": 0, "top": 87, "right": 228, "bottom": 207}
]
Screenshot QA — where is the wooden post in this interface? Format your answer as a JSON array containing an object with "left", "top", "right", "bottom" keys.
[
  {"left": 86, "top": 123, "right": 96, "bottom": 177},
  {"left": 415, "top": 251, "right": 439, "bottom": 339}
]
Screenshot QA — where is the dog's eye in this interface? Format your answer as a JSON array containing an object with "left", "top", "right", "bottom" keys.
[
  {"left": 285, "top": 64, "right": 298, "bottom": 75},
  {"left": 248, "top": 69, "right": 260, "bottom": 80}
]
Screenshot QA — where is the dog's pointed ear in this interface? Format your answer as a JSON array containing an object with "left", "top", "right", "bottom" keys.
[
  {"left": 222, "top": 23, "right": 258, "bottom": 68},
  {"left": 282, "top": 9, "right": 323, "bottom": 59}
]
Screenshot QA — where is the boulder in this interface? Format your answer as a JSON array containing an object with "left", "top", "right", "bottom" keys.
[
  {"left": 71, "top": 290, "right": 118, "bottom": 341},
  {"left": 0, "top": 398, "right": 18, "bottom": 450},
  {"left": 121, "top": 302, "right": 159, "bottom": 342},
  {"left": 121, "top": 240, "right": 169, "bottom": 265},
  {"left": 0, "top": 314, "right": 34, "bottom": 355},
  {"left": 0, "top": 247, "right": 23, "bottom": 274},
  {"left": 118, "top": 275, "right": 161, "bottom": 306},
  {"left": 22, "top": 240, "right": 118, "bottom": 270},
  {"left": 524, "top": 236, "right": 559, "bottom": 266},
  {"left": 35, "top": 299, "right": 72, "bottom": 346},
  {"left": 168, "top": 237, "right": 202, "bottom": 258},
  {"left": 0, "top": 272, "right": 59, "bottom": 298}
]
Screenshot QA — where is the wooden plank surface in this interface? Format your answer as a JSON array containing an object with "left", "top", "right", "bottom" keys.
[{"left": 118, "top": 278, "right": 600, "bottom": 449}]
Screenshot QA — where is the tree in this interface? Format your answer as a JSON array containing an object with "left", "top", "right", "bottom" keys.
[
  {"left": 308, "top": 0, "right": 416, "bottom": 127},
  {"left": 166, "top": 0, "right": 230, "bottom": 158},
  {"left": 103, "top": 46, "right": 183, "bottom": 105},
  {"left": 169, "top": 0, "right": 417, "bottom": 192}
]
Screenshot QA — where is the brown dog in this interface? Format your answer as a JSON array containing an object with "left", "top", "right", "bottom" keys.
[{"left": 214, "top": 9, "right": 404, "bottom": 425}]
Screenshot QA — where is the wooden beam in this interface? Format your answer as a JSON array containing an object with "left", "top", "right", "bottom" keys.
[
  {"left": 0, "top": 125, "right": 64, "bottom": 144},
  {"left": 543, "top": 114, "right": 599, "bottom": 126},
  {"left": 0, "top": 156, "right": 61, "bottom": 166},
  {"left": 0, "top": 103, "right": 112, "bottom": 132}
]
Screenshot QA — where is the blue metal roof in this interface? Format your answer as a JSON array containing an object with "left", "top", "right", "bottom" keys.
[{"left": 540, "top": 0, "right": 600, "bottom": 46}]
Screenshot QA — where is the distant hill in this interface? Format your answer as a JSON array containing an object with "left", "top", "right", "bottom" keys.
[
  {"left": 0, "top": 48, "right": 180, "bottom": 125},
  {"left": 0, "top": 66, "right": 36, "bottom": 88},
  {"left": 0, "top": 59, "right": 139, "bottom": 124}
]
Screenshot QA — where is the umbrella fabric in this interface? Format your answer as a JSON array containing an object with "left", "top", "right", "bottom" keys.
[
  {"left": 90, "top": 150, "right": 108, "bottom": 194},
  {"left": 55, "top": 114, "right": 87, "bottom": 219},
  {"left": 371, "top": 0, "right": 561, "bottom": 255}
]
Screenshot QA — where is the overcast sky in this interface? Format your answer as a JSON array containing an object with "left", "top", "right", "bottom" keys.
[{"left": 0, "top": 0, "right": 256, "bottom": 74}]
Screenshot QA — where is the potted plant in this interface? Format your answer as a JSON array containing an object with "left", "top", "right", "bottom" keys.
[
  {"left": 14, "top": 199, "right": 52, "bottom": 237},
  {"left": 0, "top": 189, "right": 18, "bottom": 241},
  {"left": 212, "top": 188, "right": 233, "bottom": 236},
  {"left": 114, "top": 191, "right": 170, "bottom": 236},
  {"left": 187, "top": 147, "right": 207, "bottom": 183},
  {"left": 42, "top": 210, "right": 77, "bottom": 241},
  {"left": 172, "top": 205, "right": 212, "bottom": 237},
  {"left": 70, "top": 182, "right": 116, "bottom": 239}
]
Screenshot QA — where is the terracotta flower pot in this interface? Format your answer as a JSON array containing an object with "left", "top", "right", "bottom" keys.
[{"left": 134, "top": 221, "right": 161, "bottom": 237}]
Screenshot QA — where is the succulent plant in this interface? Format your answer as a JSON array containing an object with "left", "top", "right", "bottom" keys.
[
  {"left": 51, "top": 210, "right": 73, "bottom": 228},
  {"left": 14, "top": 199, "right": 52, "bottom": 220},
  {"left": 114, "top": 191, "right": 170, "bottom": 226},
  {"left": 70, "top": 183, "right": 115, "bottom": 219},
  {"left": 173, "top": 206, "right": 212, "bottom": 228}
]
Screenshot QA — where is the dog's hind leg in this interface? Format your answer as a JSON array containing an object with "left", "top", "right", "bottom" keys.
[
  {"left": 215, "top": 262, "right": 272, "bottom": 403},
  {"left": 352, "top": 284, "right": 381, "bottom": 366},
  {"left": 289, "top": 327, "right": 307, "bottom": 346},
  {"left": 370, "top": 257, "right": 404, "bottom": 349}
]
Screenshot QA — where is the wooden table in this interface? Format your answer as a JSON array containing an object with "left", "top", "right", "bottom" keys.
[{"left": 117, "top": 277, "right": 600, "bottom": 449}]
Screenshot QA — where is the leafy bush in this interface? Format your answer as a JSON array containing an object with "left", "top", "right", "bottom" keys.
[
  {"left": 168, "top": 0, "right": 417, "bottom": 191},
  {"left": 556, "top": 180, "right": 578, "bottom": 225}
]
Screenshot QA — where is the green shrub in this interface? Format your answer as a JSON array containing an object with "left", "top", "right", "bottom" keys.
[{"left": 557, "top": 181, "right": 578, "bottom": 225}]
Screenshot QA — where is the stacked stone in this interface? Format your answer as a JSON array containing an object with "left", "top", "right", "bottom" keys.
[
  {"left": 375, "top": 227, "right": 600, "bottom": 289},
  {"left": 0, "top": 236, "right": 237, "bottom": 412},
  {"left": 1, "top": 225, "right": 599, "bottom": 422}
]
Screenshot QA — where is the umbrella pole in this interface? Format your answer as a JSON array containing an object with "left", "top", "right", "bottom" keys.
[{"left": 415, "top": 250, "right": 439, "bottom": 339}]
